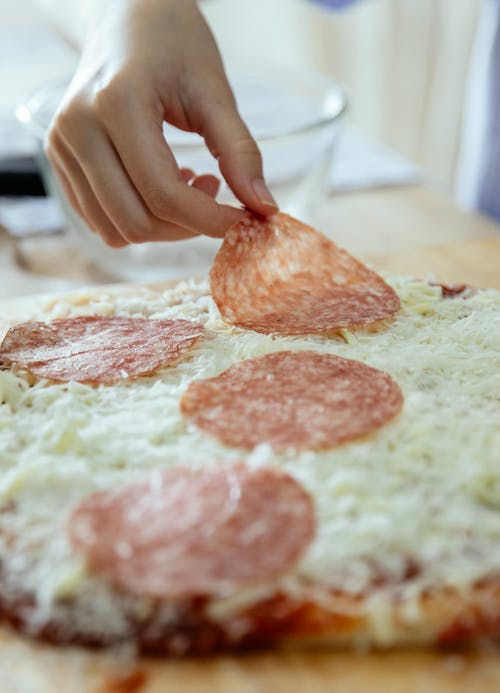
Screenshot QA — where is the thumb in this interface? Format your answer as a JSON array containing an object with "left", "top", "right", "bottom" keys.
[{"left": 200, "top": 81, "right": 278, "bottom": 216}]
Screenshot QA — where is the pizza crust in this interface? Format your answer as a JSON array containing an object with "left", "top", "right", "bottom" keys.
[
  {"left": 0, "top": 573, "right": 499, "bottom": 654},
  {"left": 1, "top": 624, "right": 500, "bottom": 693}
]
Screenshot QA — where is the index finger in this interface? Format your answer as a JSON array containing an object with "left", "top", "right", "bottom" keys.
[{"left": 100, "top": 100, "right": 244, "bottom": 238}]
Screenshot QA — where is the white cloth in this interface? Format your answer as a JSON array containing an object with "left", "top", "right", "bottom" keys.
[{"left": 311, "top": 0, "right": 500, "bottom": 223}]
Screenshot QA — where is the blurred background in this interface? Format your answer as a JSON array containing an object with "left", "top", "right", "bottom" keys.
[
  {"left": 2, "top": 0, "right": 481, "bottom": 185},
  {"left": 0, "top": 0, "right": 489, "bottom": 294},
  {"left": 205, "top": 0, "right": 481, "bottom": 190}
]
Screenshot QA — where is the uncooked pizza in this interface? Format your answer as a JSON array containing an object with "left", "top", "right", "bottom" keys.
[{"left": 0, "top": 213, "right": 499, "bottom": 654}]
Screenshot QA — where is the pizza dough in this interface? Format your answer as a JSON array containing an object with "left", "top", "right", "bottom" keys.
[
  {"left": 0, "top": 316, "right": 205, "bottom": 384},
  {"left": 180, "top": 350, "right": 404, "bottom": 452},
  {"left": 68, "top": 464, "right": 315, "bottom": 598},
  {"left": 210, "top": 212, "right": 400, "bottom": 335}
]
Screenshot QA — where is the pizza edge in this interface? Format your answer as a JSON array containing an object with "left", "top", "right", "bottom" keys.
[{"left": 0, "top": 578, "right": 499, "bottom": 655}]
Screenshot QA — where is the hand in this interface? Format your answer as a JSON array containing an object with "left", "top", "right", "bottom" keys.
[{"left": 45, "top": 0, "right": 278, "bottom": 248}]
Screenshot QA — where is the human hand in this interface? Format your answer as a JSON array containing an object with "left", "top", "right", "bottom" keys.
[{"left": 45, "top": 0, "right": 278, "bottom": 248}]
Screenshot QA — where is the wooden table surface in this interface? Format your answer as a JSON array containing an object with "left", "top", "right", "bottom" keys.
[{"left": 0, "top": 185, "right": 499, "bottom": 693}]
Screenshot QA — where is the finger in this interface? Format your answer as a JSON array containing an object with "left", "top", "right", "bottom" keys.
[
  {"left": 47, "top": 152, "right": 86, "bottom": 223},
  {"left": 199, "top": 79, "right": 278, "bottom": 216},
  {"left": 180, "top": 167, "right": 195, "bottom": 183},
  {"left": 57, "top": 127, "right": 200, "bottom": 243},
  {"left": 98, "top": 98, "right": 243, "bottom": 237},
  {"left": 45, "top": 135, "right": 129, "bottom": 248},
  {"left": 191, "top": 174, "right": 220, "bottom": 198}
]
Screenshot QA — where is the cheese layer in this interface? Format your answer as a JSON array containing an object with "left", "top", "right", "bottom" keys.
[{"left": 0, "top": 277, "right": 499, "bottom": 642}]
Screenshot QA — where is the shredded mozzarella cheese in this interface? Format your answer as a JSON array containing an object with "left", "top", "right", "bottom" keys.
[{"left": 0, "top": 276, "right": 499, "bottom": 641}]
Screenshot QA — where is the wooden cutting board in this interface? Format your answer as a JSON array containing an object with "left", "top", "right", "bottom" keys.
[
  {"left": 365, "top": 237, "right": 500, "bottom": 291},
  {"left": 0, "top": 237, "right": 499, "bottom": 693}
]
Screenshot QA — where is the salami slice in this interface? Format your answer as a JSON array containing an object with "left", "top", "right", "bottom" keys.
[
  {"left": 210, "top": 212, "right": 400, "bottom": 336},
  {"left": 0, "top": 316, "right": 204, "bottom": 384},
  {"left": 429, "top": 282, "right": 476, "bottom": 299},
  {"left": 181, "top": 350, "right": 403, "bottom": 452},
  {"left": 67, "top": 464, "right": 315, "bottom": 598}
]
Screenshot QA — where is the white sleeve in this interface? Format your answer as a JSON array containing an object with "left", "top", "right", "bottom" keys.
[
  {"left": 455, "top": 0, "right": 500, "bottom": 222},
  {"left": 307, "top": 0, "right": 360, "bottom": 8}
]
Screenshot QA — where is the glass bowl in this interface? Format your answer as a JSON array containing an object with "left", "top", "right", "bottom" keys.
[{"left": 17, "top": 65, "right": 347, "bottom": 282}]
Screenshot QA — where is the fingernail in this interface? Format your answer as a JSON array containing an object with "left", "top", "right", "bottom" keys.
[{"left": 252, "top": 178, "right": 278, "bottom": 210}]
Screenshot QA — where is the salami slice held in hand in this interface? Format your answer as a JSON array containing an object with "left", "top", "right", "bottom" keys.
[
  {"left": 0, "top": 316, "right": 204, "bottom": 384},
  {"left": 181, "top": 350, "right": 403, "bottom": 452},
  {"left": 67, "top": 464, "right": 315, "bottom": 599},
  {"left": 210, "top": 212, "right": 400, "bottom": 336}
]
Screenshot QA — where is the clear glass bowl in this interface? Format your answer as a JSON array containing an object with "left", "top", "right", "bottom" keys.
[{"left": 17, "top": 65, "right": 347, "bottom": 282}]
